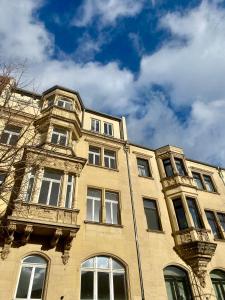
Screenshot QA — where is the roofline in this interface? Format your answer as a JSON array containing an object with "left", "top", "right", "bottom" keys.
[
  {"left": 85, "top": 108, "right": 122, "bottom": 121},
  {"left": 128, "top": 141, "right": 155, "bottom": 152},
  {"left": 42, "top": 85, "right": 85, "bottom": 108},
  {"left": 14, "top": 87, "right": 41, "bottom": 99},
  {"left": 186, "top": 157, "right": 225, "bottom": 171}
]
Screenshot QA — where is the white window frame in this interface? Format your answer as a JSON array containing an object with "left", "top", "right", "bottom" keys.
[
  {"left": 24, "top": 169, "right": 35, "bottom": 202},
  {"left": 80, "top": 256, "right": 126, "bottom": 300},
  {"left": 87, "top": 189, "right": 101, "bottom": 222},
  {"left": 105, "top": 192, "right": 119, "bottom": 225},
  {"left": 14, "top": 256, "right": 47, "bottom": 300},
  {"left": 38, "top": 171, "right": 62, "bottom": 206},
  {"left": 137, "top": 158, "right": 150, "bottom": 177},
  {"left": 91, "top": 119, "right": 101, "bottom": 133},
  {"left": 104, "top": 150, "right": 116, "bottom": 169},
  {"left": 65, "top": 174, "right": 74, "bottom": 209},
  {"left": 89, "top": 146, "right": 101, "bottom": 165},
  {"left": 1, "top": 125, "right": 21, "bottom": 145},
  {"left": 51, "top": 127, "right": 68, "bottom": 146},
  {"left": 57, "top": 97, "right": 73, "bottom": 110},
  {"left": 104, "top": 122, "right": 113, "bottom": 136}
]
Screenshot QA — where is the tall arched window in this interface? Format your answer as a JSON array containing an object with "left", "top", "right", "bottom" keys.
[
  {"left": 164, "top": 266, "right": 192, "bottom": 300},
  {"left": 80, "top": 256, "right": 127, "bottom": 300},
  {"left": 14, "top": 255, "right": 47, "bottom": 300},
  {"left": 210, "top": 269, "right": 225, "bottom": 300}
]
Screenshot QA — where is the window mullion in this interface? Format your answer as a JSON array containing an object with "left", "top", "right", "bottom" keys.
[
  {"left": 27, "top": 266, "right": 35, "bottom": 299},
  {"left": 46, "top": 180, "right": 52, "bottom": 205}
]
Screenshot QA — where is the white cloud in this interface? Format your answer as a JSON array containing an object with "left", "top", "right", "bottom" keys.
[{"left": 73, "top": 0, "right": 144, "bottom": 27}]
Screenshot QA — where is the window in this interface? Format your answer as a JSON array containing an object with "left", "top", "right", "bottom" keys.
[
  {"left": 186, "top": 197, "right": 203, "bottom": 229},
  {"left": 217, "top": 213, "right": 225, "bottom": 232},
  {"left": 105, "top": 191, "right": 120, "bottom": 225},
  {"left": 174, "top": 158, "right": 186, "bottom": 176},
  {"left": 192, "top": 171, "right": 216, "bottom": 192},
  {"left": 47, "top": 98, "right": 54, "bottom": 107},
  {"left": 14, "top": 255, "right": 47, "bottom": 300},
  {"left": 137, "top": 158, "right": 151, "bottom": 177},
  {"left": 173, "top": 198, "right": 188, "bottom": 230},
  {"left": 0, "top": 124, "right": 21, "bottom": 145},
  {"left": 164, "top": 266, "right": 192, "bottom": 300},
  {"left": 203, "top": 175, "right": 215, "bottom": 192},
  {"left": 210, "top": 269, "right": 225, "bottom": 300},
  {"left": 192, "top": 172, "right": 204, "bottom": 190},
  {"left": 38, "top": 169, "right": 62, "bottom": 206},
  {"left": 205, "top": 210, "right": 222, "bottom": 239},
  {"left": 0, "top": 172, "right": 6, "bottom": 185},
  {"left": 104, "top": 122, "right": 113, "bottom": 136},
  {"left": 163, "top": 159, "right": 174, "bottom": 177},
  {"left": 91, "top": 119, "right": 100, "bottom": 133},
  {"left": 104, "top": 150, "right": 116, "bottom": 169},
  {"left": 80, "top": 256, "right": 127, "bottom": 300},
  {"left": 86, "top": 188, "right": 102, "bottom": 222},
  {"left": 57, "top": 97, "right": 72, "bottom": 110},
  {"left": 51, "top": 127, "right": 68, "bottom": 146},
  {"left": 88, "top": 146, "right": 101, "bottom": 165},
  {"left": 65, "top": 174, "right": 74, "bottom": 209},
  {"left": 143, "top": 199, "right": 162, "bottom": 231},
  {"left": 25, "top": 169, "right": 35, "bottom": 202}
]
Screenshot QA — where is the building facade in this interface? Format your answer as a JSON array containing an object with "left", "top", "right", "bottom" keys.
[{"left": 0, "top": 80, "right": 225, "bottom": 300}]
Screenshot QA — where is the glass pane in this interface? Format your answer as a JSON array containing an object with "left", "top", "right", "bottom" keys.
[
  {"left": 113, "top": 273, "right": 126, "bottom": 300},
  {"left": 81, "top": 271, "right": 94, "bottom": 300},
  {"left": 59, "top": 135, "right": 67, "bottom": 146},
  {"left": 49, "top": 182, "right": 60, "bottom": 206},
  {"left": 106, "top": 202, "right": 111, "bottom": 223},
  {"left": 165, "top": 280, "right": 175, "bottom": 300},
  {"left": 112, "top": 260, "right": 124, "bottom": 270},
  {"left": 9, "top": 134, "right": 19, "bottom": 145},
  {"left": 163, "top": 159, "right": 174, "bottom": 177},
  {"left": 206, "top": 211, "right": 221, "bottom": 239},
  {"left": 82, "top": 258, "right": 94, "bottom": 268},
  {"left": 0, "top": 132, "right": 9, "bottom": 144},
  {"left": 30, "top": 267, "right": 46, "bottom": 299},
  {"left": 26, "top": 177, "right": 34, "bottom": 202},
  {"left": 177, "top": 280, "right": 189, "bottom": 300},
  {"left": 145, "top": 207, "right": 161, "bottom": 230},
  {"left": 212, "top": 283, "right": 224, "bottom": 300},
  {"left": 38, "top": 181, "right": 49, "bottom": 204},
  {"left": 218, "top": 213, "right": 225, "bottom": 231},
  {"left": 164, "top": 266, "right": 186, "bottom": 277},
  {"left": 24, "top": 256, "right": 46, "bottom": 264},
  {"left": 65, "top": 185, "right": 72, "bottom": 208},
  {"left": 203, "top": 175, "right": 215, "bottom": 192},
  {"left": 94, "top": 200, "right": 101, "bottom": 222},
  {"left": 173, "top": 198, "right": 188, "bottom": 230},
  {"left": 87, "top": 198, "right": 93, "bottom": 221},
  {"left": 104, "top": 157, "right": 109, "bottom": 168},
  {"left": 43, "top": 170, "right": 62, "bottom": 180},
  {"left": 6, "top": 124, "right": 21, "bottom": 133},
  {"left": 192, "top": 172, "right": 204, "bottom": 190},
  {"left": 137, "top": 158, "right": 150, "bottom": 177},
  {"left": 88, "top": 153, "right": 94, "bottom": 164},
  {"left": 175, "top": 158, "right": 186, "bottom": 176},
  {"left": 0, "top": 173, "right": 6, "bottom": 184},
  {"left": 51, "top": 133, "right": 58, "bottom": 144},
  {"left": 87, "top": 188, "right": 101, "bottom": 199},
  {"left": 16, "top": 266, "right": 32, "bottom": 298},
  {"left": 97, "top": 257, "right": 109, "bottom": 269},
  {"left": 98, "top": 272, "right": 110, "bottom": 300},
  {"left": 187, "top": 198, "right": 203, "bottom": 229},
  {"left": 112, "top": 203, "right": 119, "bottom": 224}
]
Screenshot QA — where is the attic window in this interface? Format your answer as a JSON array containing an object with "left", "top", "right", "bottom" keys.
[{"left": 57, "top": 97, "right": 72, "bottom": 110}]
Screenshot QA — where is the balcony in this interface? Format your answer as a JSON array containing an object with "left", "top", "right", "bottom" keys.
[
  {"left": 1, "top": 202, "right": 80, "bottom": 264},
  {"left": 173, "top": 227, "right": 217, "bottom": 287}
]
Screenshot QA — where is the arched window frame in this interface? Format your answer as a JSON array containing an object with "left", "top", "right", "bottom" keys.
[
  {"left": 80, "top": 255, "right": 128, "bottom": 300},
  {"left": 163, "top": 265, "right": 193, "bottom": 300},
  {"left": 14, "top": 254, "right": 49, "bottom": 300}
]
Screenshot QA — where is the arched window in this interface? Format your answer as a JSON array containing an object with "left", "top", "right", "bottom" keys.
[
  {"left": 80, "top": 256, "right": 127, "bottom": 300},
  {"left": 14, "top": 255, "right": 47, "bottom": 300},
  {"left": 164, "top": 266, "right": 192, "bottom": 300},
  {"left": 210, "top": 269, "right": 225, "bottom": 299}
]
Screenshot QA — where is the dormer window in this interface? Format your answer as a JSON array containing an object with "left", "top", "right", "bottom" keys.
[
  {"left": 51, "top": 127, "right": 68, "bottom": 146},
  {"left": 57, "top": 97, "right": 73, "bottom": 110}
]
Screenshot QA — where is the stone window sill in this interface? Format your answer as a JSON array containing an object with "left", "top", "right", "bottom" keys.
[
  {"left": 87, "top": 163, "right": 119, "bottom": 172},
  {"left": 84, "top": 220, "right": 123, "bottom": 228}
]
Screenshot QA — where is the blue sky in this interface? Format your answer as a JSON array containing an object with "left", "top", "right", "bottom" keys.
[{"left": 1, "top": 0, "right": 225, "bottom": 165}]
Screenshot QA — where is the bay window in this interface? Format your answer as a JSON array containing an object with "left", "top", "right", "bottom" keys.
[
  {"left": 57, "top": 97, "right": 72, "bottom": 110},
  {"left": 51, "top": 127, "right": 68, "bottom": 146},
  {"left": 173, "top": 198, "right": 188, "bottom": 230},
  {"left": 65, "top": 174, "right": 74, "bottom": 209}
]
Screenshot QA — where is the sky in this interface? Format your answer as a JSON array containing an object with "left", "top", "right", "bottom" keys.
[{"left": 0, "top": 0, "right": 225, "bottom": 166}]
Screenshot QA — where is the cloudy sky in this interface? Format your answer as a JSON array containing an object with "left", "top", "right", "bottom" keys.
[{"left": 1, "top": 0, "right": 225, "bottom": 165}]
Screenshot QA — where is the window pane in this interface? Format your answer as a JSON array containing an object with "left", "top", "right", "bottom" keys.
[
  {"left": 88, "top": 152, "right": 94, "bottom": 164},
  {"left": 81, "top": 271, "right": 94, "bottom": 300},
  {"left": 137, "top": 158, "right": 150, "bottom": 177},
  {"left": 218, "top": 213, "right": 225, "bottom": 231},
  {"left": 112, "top": 260, "right": 124, "bottom": 270},
  {"left": 16, "top": 266, "right": 32, "bottom": 298},
  {"left": 206, "top": 211, "right": 222, "bottom": 239},
  {"left": 0, "top": 132, "right": 9, "bottom": 144},
  {"left": 98, "top": 272, "right": 110, "bottom": 300},
  {"left": 26, "top": 177, "right": 34, "bottom": 202},
  {"left": 43, "top": 170, "right": 62, "bottom": 180},
  {"left": 163, "top": 159, "right": 174, "bottom": 177},
  {"left": 0, "top": 173, "right": 6, "bottom": 184},
  {"left": 112, "top": 202, "right": 119, "bottom": 224},
  {"left": 175, "top": 158, "right": 186, "bottom": 176},
  {"left": 88, "top": 188, "right": 101, "bottom": 199},
  {"left": 87, "top": 198, "right": 93, "bottom": 221},
  {"left": 65, "top": 185, "right": 72, "bottom": 208},
  {"left": 144, "top": 200, "right": 161, "bottom": 230},
  {"left": 51, "top": 133, "right": 58, "bottom": 144},
  {"left": 30, "top": 267, "right": 46, "bottom": 298},
  {"left": 9, "top": 134, "right": 19, "bottom": 145},
  {"left": 49, "top": 182, "right": 60, "bottom": 206},
  {"left": 113, "top": 273, "right": 126, "bottom": 300},
  {"left": 59, "top": 135, "right": 67, "bottom": 146},
  {"left": 187, "top": 197, "right": 203, "bottom": 229},
  {"left": 38, "top": 181, "right": 50, "bottom": 204},
  {"left": 23, "top": 256, "right": 46, "bottom": 264},
  {"left": 173, "top": 198, "right": 188, "bottom": 230},
  {"left": 97, "top": 257, "right": 109, "bottom": 269},
  {"left": 94, "top": 200, "right": 101, "bottom": 222},
  {"left": 106, "top": 202, "right": 111, "bottom": 223},
  {"left": 203, "top": 175, "right": 215, "bottom": 192},
  {"left": 192, "top": 172, "right": 204, "bottom": 190},
  {"left": 165, "top": 280, "right": 175, "bottom": 300},
  {"left": 82, "top": 258, "right": 94, "bottom": 268}
]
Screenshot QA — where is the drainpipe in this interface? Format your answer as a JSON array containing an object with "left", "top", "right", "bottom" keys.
[{"left": 124, "top": 142, "right": 145, "bottom": 300}]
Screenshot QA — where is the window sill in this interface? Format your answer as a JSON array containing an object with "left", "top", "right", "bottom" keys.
[
  {"left": 146, "top": 229, "right": 165, "bottom": 234},
  {"left": 84, "top": 220, "right": 123, "bottom": 228},
  {"left": 196, "top": 188, "right": 219, "bottom": 195},
  {"left": 214, "top": 238, "right": 225, "bottom": 242},
  {"left": 87, "top": 163, "right": 119, "bottom": 172},
  {"left": 138, "top": 175, "right": 154, "bottom": 180}
]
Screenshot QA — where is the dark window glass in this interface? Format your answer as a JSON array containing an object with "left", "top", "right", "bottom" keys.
[
  {"left": 187, "top": 197, "right": 203, "bottom": 229},
  {"left": 98, "top": 272, "right": 110, "bottom": 300},
  {"left": 210, "top": 270, "right": 225, "bottom": 300},
  {"left": 175, "top": 158, "right": 186, "bottom": 176},
  {"left": 0, "top": 124, "right": 21, "bottom": 145},
  {"left": 81, "top": 271, "right": 94, "bottom": 300},
  {"left": 205, "top": 210, "right": 222, "bottom": 239},
  {"left": 25, "top": 170, "right": 35, "bottom": 202},
  {"left": 91, "top": 119, "right": 100, "bottom": 132},
  {"left": 49, "top": 182, "right": 60, "bottom": 206},
  {"left": 30, "top": 268, "right": 45, "bottom": 298},
  {"left": 192, "top": 172, "right": 204, "bottom": 190},
  {"left": 173, "top": 198, "right": 188, "bottom": 230},
  {"left": 163, "top": 159, "right": 174, "bottom": 177},
  {"left": 38, "top": 181, "right": 49, "bottom": 204},
  {"left": 144, "top": 199, "right": 161, "bottom": 231},
  {"left": 104, "top": 122, "right": 113, "bottom": 136},
  {"left": 203, "top": 175, "right": 215, "bottom": 192},
  {"left": 113, "top": 273, "right": 126, "bottom": 300},
  {"left": 137, "top": 158, "right": 151, "bottom": 177},
  {"left": 16, "top": 267, "right": 32, "bottom": 298},
  {"left": 88, "top": 146, "right": 100, "bottom": 165},
  {"left": 0, "top": 173, "right": 6, "bottom": 185},
  {"left": 218, "top": 213, "right": 225, "bottom": 231}
]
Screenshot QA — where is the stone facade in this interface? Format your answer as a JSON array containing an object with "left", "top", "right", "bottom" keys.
[{"left": 0, "top": 81, "right": 225, "bottom": 300}]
